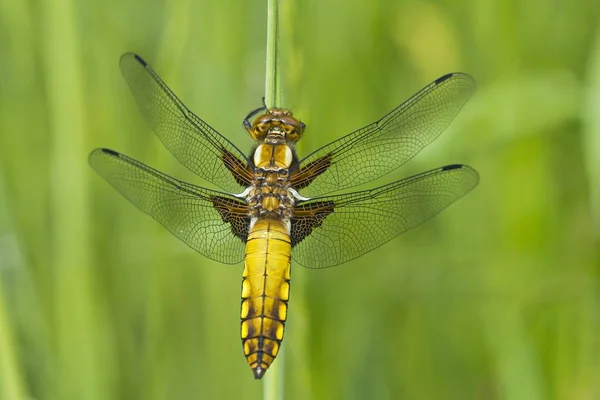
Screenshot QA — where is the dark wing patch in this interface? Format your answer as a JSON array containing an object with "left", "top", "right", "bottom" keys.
[
  {"left": 211, "top": 195, "right": 251, "bottom": 242},
  {"left": 290, "top": 200, "right": 335, "bottom": 246},
  {"left": 221, "top": 149, "right": 254, "bottom": 187},
  {"left": 89, "top": 148, "right": 248, "bottom": 264},
  {"left": 290, "top": 154, "right": 332, "bottom": 190}
]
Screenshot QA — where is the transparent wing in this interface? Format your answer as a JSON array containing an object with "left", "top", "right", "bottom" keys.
[
  {"left": 89, "top": 148, "right": 248, "bottom": 264},
  {"left": 290, "top": 164, "right": 479, "bottom": 268},
  {"left": 119, "top": 53, "right": 253, "bottom": 192},
  {"left": 291, "top": 73, "right": 475, "bottom": 196}
]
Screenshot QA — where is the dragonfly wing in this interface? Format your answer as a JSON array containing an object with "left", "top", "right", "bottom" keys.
[
  {"left": 291, "top": 73, "right": 475, "bottom": 195},
  {"left": 89, "top": 148, "right": 249, "bottom": 264},
  {"left": 119, "top": 53, "right": 253, "bottom": 192},
  {"left": 290, "top": 164, "right": 479, "bottom": 268}
]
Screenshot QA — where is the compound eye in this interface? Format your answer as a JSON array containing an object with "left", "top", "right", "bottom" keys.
[
  {"left": 249, "top": 123, "right": 269, "bottom": 140},
  {"left": 300, "top": 121, "right": 306, "bottom": 131}
]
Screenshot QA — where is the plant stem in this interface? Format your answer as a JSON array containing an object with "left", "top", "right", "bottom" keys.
[
  {"left": 264, "top": 347, "right": 284, "bottom": 400},
  {"left": 265, "top": 0, "right": 281, "bottom": 108},
  {"left": 0, "top": 280, "right": 26, "bottom": 400}
]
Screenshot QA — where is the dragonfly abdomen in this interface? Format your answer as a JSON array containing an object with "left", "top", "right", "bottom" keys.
[{"left": 241, "top": 217, "right": 291, "bottom": 379}]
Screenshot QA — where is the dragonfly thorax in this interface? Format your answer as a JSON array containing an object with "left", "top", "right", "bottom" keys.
[
  {"left": 246, "top": 179, "right": 294, "bottom": 218},
  {"left": 247, "top": 139, "right": 296, "bottom": 221}
]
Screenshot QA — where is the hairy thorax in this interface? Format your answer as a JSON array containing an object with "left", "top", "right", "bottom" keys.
[{"left": 246, "top": 138, "right": 296, "bottom": 221}]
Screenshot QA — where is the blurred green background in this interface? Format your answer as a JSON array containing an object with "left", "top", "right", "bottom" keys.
[{"left": 1, "top": 0, "right": 600, "bottom": 399}]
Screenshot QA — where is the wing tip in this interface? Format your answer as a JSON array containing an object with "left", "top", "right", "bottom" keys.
[
  {"left": 442, "top": 164, "right": 480, "bottom": 187},
  {"left": 119, "top": 52, "right": 147, "bottom": 67},
  {"left": 133, "top": 53, "right": 147, "bottom": 66},
  {"left": 435, "top": 72, "right": 475, "bottom": 85},
  {"left": 88, "top": 148, "right": 121, "bottom": 164},
  {"left": 435, "top": 73, "right": 454, "bottom": 84},
  {"left": 442, "top": 163, "right": 478, "bottom": 175},
  {"left": 441, "top": 163, "right": 463, "bottom": 171},
  {"left": 96, "top": 148, "right": 120, "bottom": 157}
]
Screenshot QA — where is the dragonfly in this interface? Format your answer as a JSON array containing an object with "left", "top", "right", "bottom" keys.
[{"left": 89, "top": 53, "right": 479, "bottom": 380}]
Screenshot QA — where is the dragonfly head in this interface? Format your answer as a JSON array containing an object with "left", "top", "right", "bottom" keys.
[{"left": 246, "top": 108, "right": 305, "bottom": 142}]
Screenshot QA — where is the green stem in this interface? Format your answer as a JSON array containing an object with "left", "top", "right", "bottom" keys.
[
  {"left": 265, "top": 0, "right": 280, "bottom": 108},
  {"left": 0, "top": 280, "right": 26, "bottom": 399},
  {"left": 264, "top": 346, "right": 284, "bottom": 400},
  {"left": 263, "top": 0, "right": 284, "bottom": 399}
]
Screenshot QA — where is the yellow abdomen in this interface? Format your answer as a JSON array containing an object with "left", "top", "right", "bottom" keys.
[{"left": 241, "top": 217, "right": 291, "bottom": 379}]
